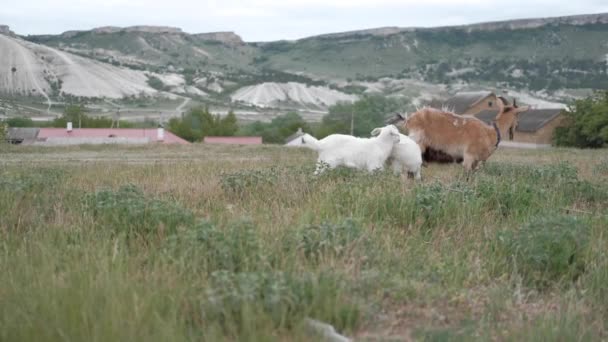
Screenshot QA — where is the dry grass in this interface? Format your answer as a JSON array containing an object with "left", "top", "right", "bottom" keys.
[{"left": 0, "top": 143, "right": 607, "bottom": 341}]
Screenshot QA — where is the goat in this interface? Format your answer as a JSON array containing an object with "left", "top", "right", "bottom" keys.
[
  {"left": 301, "top": 125, "right": 401, "bottom": 175},
  {"left": 387, "top": 98, "right": 529, "bottom": 172},
  {"left": 370, "top": 130, "right": 423, "bottom": 180}
]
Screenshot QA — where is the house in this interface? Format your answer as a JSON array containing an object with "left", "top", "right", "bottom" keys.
[
  {"left": 430, "top": 91, "right": 500, "bottom": 115},
  {"left": 6, "top": 127, "right": 40, "bottom": 145},
  {"left": 475, "top": 108, "right": 565, "bottom": 147},
  {"left": 203, "top": 136, "right": 263, "bottom": 145},
  {"left": 284, "top": 128, "right": 315, "bottom": 147},
  {"left": 31, "top": 126, "right": 189, "bottom": 145},
  {"left": 431, "top": 91, "right": 565, "bottom": 147}
]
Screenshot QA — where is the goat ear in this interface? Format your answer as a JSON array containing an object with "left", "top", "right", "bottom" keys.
[
  {"left": 397, "top": 112, "right": 406, "bottom": 120},
  {"left": 370, "top": 128, "right": 381, "bottom": 137}
]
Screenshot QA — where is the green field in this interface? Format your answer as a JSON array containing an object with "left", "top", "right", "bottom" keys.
[{"left": 1, "top": 144, "right": 607, "bottom": 341}]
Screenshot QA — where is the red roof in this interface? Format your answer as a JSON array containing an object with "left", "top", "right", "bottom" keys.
[
  {"left": 38, "top": 128, "right": 190, "bottom": 145},
  {"left": 203, "top": 136, "right": 263, "bottom": 145}
]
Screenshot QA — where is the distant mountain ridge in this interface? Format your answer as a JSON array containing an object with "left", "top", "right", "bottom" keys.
[{"left": 0, "top": 12, "right": 607, "bottom": 120}]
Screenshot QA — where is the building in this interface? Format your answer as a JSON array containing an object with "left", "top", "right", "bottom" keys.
[
  {"left": 432, "top": 91, "right": 565, "bottom": 147},
  {"left": 5, "top": 126, "right": 189, "bottom": 145},
  {"left": 284, "top": 128, "right": 316, "bottom": 147},
  {"left": 203, "top": 136, "right": 263, "bottom": 145},
  {"left": 475, "top": 108, "right": 565, "bottom": 147},
  {"left": 6, "top": 127, "right": 40, "bottom": 145},
  {"left": 430, "top": 91, "right": 500, "bottom": 115}
]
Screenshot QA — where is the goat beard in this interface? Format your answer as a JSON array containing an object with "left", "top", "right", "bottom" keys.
[{"left": 422, "top": 148, "right": 463, "bottom": 165}]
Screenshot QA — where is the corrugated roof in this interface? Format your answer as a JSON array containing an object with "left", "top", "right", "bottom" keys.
[
  {"left": 203, "top": 136, "right": 262, "bottom": 145},
  {"left": 475, "top": 108, "right": 563, "bottom": 132},
  {"left": 285, "top": 128, "right": 304, "bottom": 144},
  {"left": 37, "top": 128, "right": 189, "bottom": 144},
  {"left": 441, "top": 91, "right": 495, "bottom": 114},
  {"left": 7, "top": 127, "right": 40, "bottom": 141}
]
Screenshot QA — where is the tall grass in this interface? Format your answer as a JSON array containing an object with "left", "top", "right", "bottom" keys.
[{"left": 0, "top": 145, "right": 607, "bottom": 341}]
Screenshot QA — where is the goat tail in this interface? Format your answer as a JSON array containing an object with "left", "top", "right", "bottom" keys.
[{"left": 300, "top": 134, "right": 321, "bottom": 151}]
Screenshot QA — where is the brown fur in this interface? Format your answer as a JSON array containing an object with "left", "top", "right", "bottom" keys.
[{"left": 399, "top": 101, "right": 529, "bottom": 172}]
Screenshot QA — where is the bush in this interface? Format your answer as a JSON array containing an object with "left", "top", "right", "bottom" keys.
[
  {"left": 200, "top": 270, "right": 360, "bottom": 334},
  {"left": 497, "top": 215, "right": 590, "bottom": 289},
  {"left": 481, "top": 162, "right": 578, "bottom": 183},
  {"left": 553, "top": 90, "right": 608, "bottom": 148},
  {"left": 84, "top": 184, "right": 194, "bottom": 241},
  {"left": 168, "top": 107, "right": 239, "bottom": 142},
  {"left": 238, "top": 112, "right": 311, "bottom": 144},
  {"left": 146, "top": 75, "right": 169, "bottom": 91},
  {"left": 296, "top": 219, "right": 365, "bottom": 262},
  {"left": 164, "top": 219, "right": 263, "bottom": 273},
  {"left": 220, "top": 168, "right": 279, "bottom": 196}
]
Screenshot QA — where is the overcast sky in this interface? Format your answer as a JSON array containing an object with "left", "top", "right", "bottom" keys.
[{"left": 1, "top": 0, "right": 607, "bottom": 41}]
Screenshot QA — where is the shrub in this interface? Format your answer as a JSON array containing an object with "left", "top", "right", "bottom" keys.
[
  {"left": 482, "top": 162, "right": 577, "bottom": 183},
  {"left": 553, "top": 90, "right": 608, "bottom": 148},
  {"left": 164, "top": 219, "right": 263, "bottom": 273},
  {"left": 200, "top": 270, "right": 360, "bottom": 334},
  {"left": 296, "top": 219, "right": 365, "bottom": 261},
  {"left": 220, "top": 168, "right": 279, "bottom": 196},
  {"left": 562, "top": 180, "right": 608, "bottom": 206},
  {"left": 497, "top": 215, "right": 590, "bottom": 289},
  {"left": 84, "top": 184, "right": 194, "bottom": 241},
  {"left": 593, "top": 159, "right": 608, "bottom": 176}
]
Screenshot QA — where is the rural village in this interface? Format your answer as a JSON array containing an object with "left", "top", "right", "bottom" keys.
[{"left": 1, "top": 7, "right": 607, "bottom": 342}]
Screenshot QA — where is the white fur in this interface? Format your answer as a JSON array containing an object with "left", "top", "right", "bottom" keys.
[
  {"left": 390, "top": 134, "right": 423, "bottom": 180},
  {"left": 371, "top": 131, "right": 423, "bottom": 180},
  {"left": 301, "top": 125, "right": 401, "bottom": 175}
]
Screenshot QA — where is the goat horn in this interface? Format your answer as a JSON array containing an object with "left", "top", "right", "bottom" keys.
[{"left": 513, "top": 98, "right": 517, "bottom": 107}]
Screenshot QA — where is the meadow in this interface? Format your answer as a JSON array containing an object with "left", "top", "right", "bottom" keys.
[{"left": 0, "top": 144, "right": 607, "bottom": 341}]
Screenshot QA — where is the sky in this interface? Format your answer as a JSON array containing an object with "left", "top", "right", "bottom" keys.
[{"left": 1, "top": 0, "right": 607, "bottom": 41}]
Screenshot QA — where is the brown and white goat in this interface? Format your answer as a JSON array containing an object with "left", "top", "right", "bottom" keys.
[{"left": 389, "top": 98, "right": 529, "bottom": 172}]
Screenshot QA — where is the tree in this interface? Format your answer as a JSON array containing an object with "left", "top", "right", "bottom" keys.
[
  {"left": 0, "top": 121, "right": 7, "bottom": 144},
  {"left": 238, "top": 112, "right": 310, "bottom": 144},
  {"left": 168, "top": 106, "right": 239, "bottom": 142},
  {"left": 218, "top": 110, "right": 239, "bottom": 136},
  {"left": 316, "top": 96, "right": 404, "bottom": 138},
  {"left": 52, "top": 105, "right": 133, "bottom": 129},
  {"left": 6, "top": 117, "right": 35, "bottom": 127},
  {"left": 553, "top": 90, "right": 608, "bottom": 148}
]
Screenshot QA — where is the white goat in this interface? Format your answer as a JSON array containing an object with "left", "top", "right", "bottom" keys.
[
  {"left": 371, "top": 131, "right": 423, "bottom": 180},
  {"left": 301, "top": 125, "right": 401, "bottom": 175}
]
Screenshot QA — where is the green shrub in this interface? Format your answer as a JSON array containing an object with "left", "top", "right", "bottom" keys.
[
  {"left": 477, "top": 178, "right": 540, "bottom": 218},
  {"left": 296, "top": 219, "right": 365, "bottom": 261},
  {"left": 164, "top": 219, "right": 263, "bottom": 273},
  {"left": 220, "top": 168, "right": 279, "bottom": 196},
  {"left": 200, "top": 270, "right": 360, "bottom": 334},
  {"left": 0, "top": 168, "right": 66, "bottom": 231},
  {"left": 84, "top": 184, "right": 194, "bottom": 240},
  {"left": 562, "top": 180, "right": 608, "bottom": 206},
  {"left": 593, "top": 159, "right": 608, "bottom": 176},
  {"left": 482, "top": 162, "right": 577, "bottom": 183},
  {"left": 497, "top": 215, "right": 590, "bottom": 288}
]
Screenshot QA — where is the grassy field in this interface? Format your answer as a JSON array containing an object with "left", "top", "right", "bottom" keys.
[{"left": 0, "top": 144, "right": 607, "bottom": 341}]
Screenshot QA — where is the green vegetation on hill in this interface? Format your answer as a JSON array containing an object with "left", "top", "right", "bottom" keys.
[
  {"left": 167, "top": 106, "right": 239, "bottom": 142},
  {"left": 23, "top": 20, "right": 608, "bottom": 94},
  {"left": 554, "top": 90, "right": 608, "bottom": 148}
]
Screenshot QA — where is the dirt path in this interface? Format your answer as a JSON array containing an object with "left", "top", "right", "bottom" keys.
[{"left": 176, "top": 97, "right": 191, "bottom": 113}]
